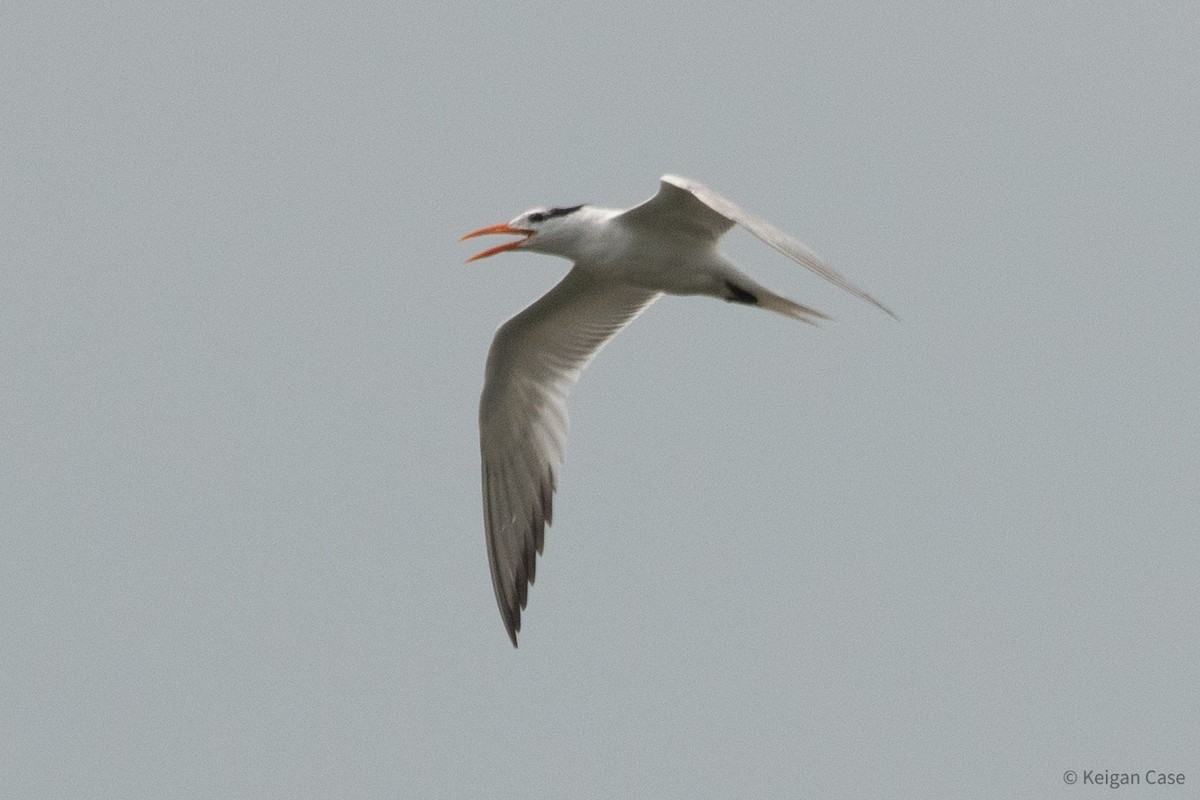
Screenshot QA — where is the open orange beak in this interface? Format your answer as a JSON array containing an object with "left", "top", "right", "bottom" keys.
[{"left": 460, "top": 223, "right": 535, "bottom": 263}]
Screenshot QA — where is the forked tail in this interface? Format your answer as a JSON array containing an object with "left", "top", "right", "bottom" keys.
[{"left": 722, "top": 279, "right": 829, "bottom": 325}]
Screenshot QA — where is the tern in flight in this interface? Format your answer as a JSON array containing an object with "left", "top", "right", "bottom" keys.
[{"left": 462, "top": 174, "right": 893, "bottom": 646}]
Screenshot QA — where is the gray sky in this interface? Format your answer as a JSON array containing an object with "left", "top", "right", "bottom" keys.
[{"left": 4, "top": 2, "right": 1198, "bottom": 798}]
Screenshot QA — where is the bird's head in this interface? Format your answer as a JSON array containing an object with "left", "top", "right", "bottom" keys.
[{"left": 461, "top": 204, "right": 587, "bottom": 262}]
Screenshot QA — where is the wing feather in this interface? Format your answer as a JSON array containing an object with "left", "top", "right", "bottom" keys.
[
  {"left": 480, "top": 268, "right": 659, "bottom": 646},
  {"left": 622, "top": 175, "right": 895, "bottom": 317}
]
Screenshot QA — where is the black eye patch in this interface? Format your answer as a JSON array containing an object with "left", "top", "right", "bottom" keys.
[{"left": 529, "top": 205, "right": 583, "bottom": 223}]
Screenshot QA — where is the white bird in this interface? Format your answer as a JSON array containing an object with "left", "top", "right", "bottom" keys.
[{"left": 462, "top": 174, "right": 893, "bottom": 646}]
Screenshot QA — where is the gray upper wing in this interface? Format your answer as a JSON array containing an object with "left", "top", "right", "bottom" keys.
[{"left": 625, "top": 175, "right": 895, "bottom": 317}]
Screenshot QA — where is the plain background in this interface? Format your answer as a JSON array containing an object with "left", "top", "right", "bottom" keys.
[{"left": 3, "top": 2, "right": 1197, "bottom": 797}]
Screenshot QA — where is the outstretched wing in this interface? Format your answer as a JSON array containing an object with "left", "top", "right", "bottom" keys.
[
  {"left": 621, "top": 175, "right": 895, "bottom": 317},
  {"left": 480, "top": 268, "right": 660, "bottom": 646}
]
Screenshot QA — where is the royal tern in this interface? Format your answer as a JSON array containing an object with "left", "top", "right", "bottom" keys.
[{"left": 462, "top": 174, "right": 893, "bottom": 646}]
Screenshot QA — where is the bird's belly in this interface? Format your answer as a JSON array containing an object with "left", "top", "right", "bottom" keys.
[{"left": 579, "top": 251, "right": 725, "bottom": 297}]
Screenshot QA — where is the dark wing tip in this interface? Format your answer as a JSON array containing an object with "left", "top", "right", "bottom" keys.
[
  {"left": 496, "top": 468, "right": 557, "bottom": 649},
  {"left": 502, "top": 569, "right": 522, "bottom": 647}
]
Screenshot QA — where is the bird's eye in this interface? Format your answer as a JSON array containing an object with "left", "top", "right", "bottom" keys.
[{"left": 528, "top": 212, "right": 547, "bottom": 223}]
